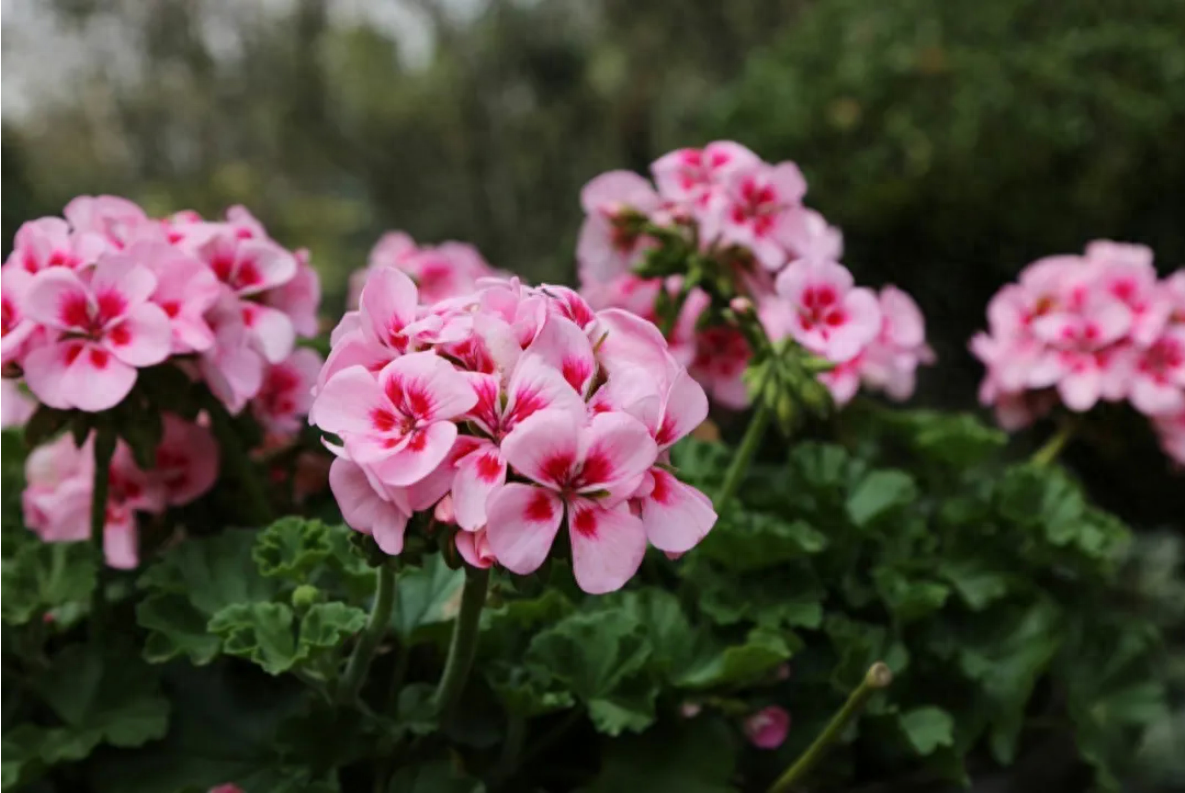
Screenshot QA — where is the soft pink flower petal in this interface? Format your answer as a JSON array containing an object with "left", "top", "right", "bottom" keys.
[
  {"left": 313, "top": 365, "right": 387, "bottom": 435},
  {"left": 241, "top": 303, "right": 296, "bottom": 365},
  {"left": 91, "top": 256, "right": 157, "bottom": 312},
  {"left": 455, "top": 527, "right": 496, "bottom": 569},
  {"left": 369, "top": 421, "right": 459, "bottom": 488},
  {"left": 499, "top": 410, "right": 581, "bottom": 489},
  {"left": 452, "top": 442, "right": 507, "bottom": 531},
  {"left": 486, "top": 483, "right": 564, "bottom": 574},
  {"left": 103, "top": 303, "right": 171, "bottom": 367},
  {"left": 329, "top": 457, "right": 410, "bottom": 555},
  {"left": 639, "top": 469, "right": 716, "bottom": 553},
  {"left": 377, "top": 351, "right": 477, "bottom": 423},
  {"left": 24, "top": 342, "right": 137, "bottom": 411},
  {"left": 523, "top": 315, "right": 596, "bottom": 395},
  {"left": 577, "top": 411, "right": 658, "bottom": 495},
  {"left": 361, "top": 266, "right": 420, "bottom": 350},
  {"left": 24, "top": 267, "right": 93, "bottom": 332},
  {"left": 567, "top": 497, "right": 647, "bottom": 594}
]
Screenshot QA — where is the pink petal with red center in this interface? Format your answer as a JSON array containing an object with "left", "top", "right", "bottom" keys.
[
  {"left": 156, "top": 414, "right": 219, "bottom": 505},
  {"left": 24, "top": 341, "right": 138, "bottom": 411},
  {"left": 377, "top": 351, "right": 477, "bottom": 423},
  {"left": 452, "top": 442, "right": 507, "bottom": 531},
  {"left": 24, "top": 267, "right": 94, "bottom": 332},
  {"left": 579, "top": 170, "right": 660, "bottom": 215},
  {"left": 361, "top": 266, "right": 419, "bottom": 349},
  {"left": 567, "top": 497, "right": 647, "bottom": 594},
  {"left": 640, "top": 469, "right": 716, "bottom": 553},
  {"left": 592, "top": 307, "right": 672, "bottom": 380},
  {"left": 102, "top": 303, "right": 171, "bottom": 367},
  {"left": 577, "top": 411, "right": 658, "bottom": 495},
  {"left": 313, "top": 365, "right": 387, "bottom": 436},
  {"left": 500, "top": 410, "right": 581, "bottom": 489},
  {"left": 485, "top": 483, "right": 564, "bottom": 574},
  {"left": 234, "top": 241, "right": 298, "bottom": 296},
  {"left": 369, "top": 420, "right": 459, "bottom": 487},
  {"left": 656, "top": 369, "right": 709, "bottom": 449},
  {"left": 91, "top": 255, "right": 157, "bottom": 314},
  {"left": 523, "top": 314, "right": 596, "bottom": 395},
  {"left": 504, "top": 353, "right": 586, "bottom": 430},
  {"left": 826, "top": 287, "right": 883, "bottom": 363},
  {"left": 240, "top": 302, "right": 296, "bottom": 364}
]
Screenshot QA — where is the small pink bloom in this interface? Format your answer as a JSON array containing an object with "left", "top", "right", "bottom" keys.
[
  {"left": 774, "top": 259, "right": 882, "bottom": 363},
  {"left": 63, "top": 195, "right": 152, "bottom": 249},
  {"left": 1128, "top": 328, "right": 1185, "bottom": 416},
  {"left": 253, "top": 347, "right": 324, "bottom": 435},
  {"left": 577, "top": 171, "right": 662, "bottom": 285},
  {"left": 702, "top": 162, "right": 807, "bottom": 270},
  {"left": 4, "top": 217, "right": 108, "bottom": 274},
  {"left": 22, "top": 255, "right": 171, "bottom": 411},
  {"left": 455, "top": 527, "right": 497, "bottom": 569},
  {"left": 198, "top": 294, "right": 267, "bottom": 414},
  {"left": 688, "top": 325, "right": 752, "bottom": 409},
  {"left": 264, "top": 248, "right": 322, "bottom": 338},
  {"left": 651, "top": 141, "right": 761, "bottom": 208},
  {"left": 1086, "top": 240, "right": 1170, "bottom": 345},
  {"left": 314, "top": 353, "right": 477, "bottom": 488},
  {"left": 744, "top": 706, "right": 790, "bottom": 750},
  {"left": 819, "top": 355, "right": 864, "bottom": 406},
  {"left": 2, "top": 267, "right": 40, "bottom": 368},
  {"left": 1, "top": 379, "right": 36, "bottom": 428},
  {"left": 141, "top": 242, "right": 222, "bottom": 354},
  {"left": 154, "top": 414, "right": 219, "bottom": 506},
  {"left": 486, "top": 411, "right": 657, "bottom": 594},
  {"left": 859, "top": 286, "right": 935, "bottom": 401},
  {"left": 777, "top": 207, "right": 843, "bottom": 262}
]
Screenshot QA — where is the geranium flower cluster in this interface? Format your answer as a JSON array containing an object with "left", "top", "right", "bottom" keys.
[
  {"left": 971, "top": 241, "right": 1185, "bottom": 463},
  {"left": 312, "top": 268, "right": 718, "bottom": 593},
  {"left": 2, "top": 196, "right": 322, "bottom": 429},
  {"left": 347, "top": 231, "right": 500, "bottom": 309},
  {"left": 576, "top": 141, "right": 931, "bottom": 408},
  {"left": 22, "top": 414, "right": 217, "bottom": 568}
]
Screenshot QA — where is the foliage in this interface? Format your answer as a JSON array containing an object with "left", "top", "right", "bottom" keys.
[{"left": 2, "top": 403, "right": 1173, "bottom": 792}]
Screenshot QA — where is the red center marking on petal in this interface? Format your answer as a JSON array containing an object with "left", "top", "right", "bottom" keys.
[
  {"left": 650, "top": 470, "right": 672, "bottom": 505},
  {"left": 578, "top": 451, "right": 614, "bottom": 488},
  {"left": 108, "top": 323, "right": 131, "bottom": 346},
  {"left": 572, "top": 507, "right": 598, "bottom": 537},
  {"left": 64, "top": 344, "right": 84, "bottom": 365},
  {"left": 407, "top": 431, "right": 428, "bottom": 452},
  {"left": 61, "top": 293, "right": 91, "bottom": 329},
  {"left": 162, "top": 301, "right": 181, "bottom": 318},
  {"left": 655, "top": 415, "right": 678, "bottom": 447},
  {"left": 477, "top": 453, "right": 502, "bottom": 482},
  {"left": 371, "top": 408, "right": 398, "bottom": 432},
  {"left": 89, "top": 348, "right": 110, "bottom": 369},
  {"left": 236, "top": 259, "right": 262, "bottom": 288},
  {"left": 525, "top": 490, "right": 555, "bottom": 522},
  {"left": 561, "top": 358, "right": 590, "bottom": 392},
  {"left": 541, "top": 453, "right": 575, "bottom": 486},
  {"left": 96, "top": 291, "right": 127, "bottom": 324}
]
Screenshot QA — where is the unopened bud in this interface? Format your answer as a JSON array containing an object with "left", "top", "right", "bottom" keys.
[{"left": 729, "top": 296, "right": 754, "bottom": 315}]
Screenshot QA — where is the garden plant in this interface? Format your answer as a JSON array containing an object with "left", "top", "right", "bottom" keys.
[{"left": 1, "top": 143, "right": 1180, "bottom": 792}]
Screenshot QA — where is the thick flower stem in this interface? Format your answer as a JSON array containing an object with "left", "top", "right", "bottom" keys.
[
  {"left": 204, "top": 395, "right": 274, "bottom": 527},
  {"left": 89, "top": 424, "right": 117, "bottom": 641},
  {"left": 1032, "top": 423, "right": 1074, "bottom": 468},
  {"left": 715, "top": 399, "right": 771, "bottom": 512},
  {"left": 338, "top": 562, "right": 397, "bottom": 704},
  {"left": 432, "top": 565, "right": 491, "bottom": 725},
  {"left": 767, "top": 663, "right": 893, "bottom": 793}
]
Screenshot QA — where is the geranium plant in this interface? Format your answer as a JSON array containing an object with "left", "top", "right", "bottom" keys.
[{"left": 0, "top": 145, "right": 1177, "bottom": 793}]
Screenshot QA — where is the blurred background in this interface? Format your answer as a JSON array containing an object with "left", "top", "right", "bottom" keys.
[{"left": 4, "top": 0, "right": 1185, "bottom": 516}]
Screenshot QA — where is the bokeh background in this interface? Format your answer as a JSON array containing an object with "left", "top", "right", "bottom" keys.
[{"left": 4, "top": 0, "right": 1185, "bottom": 516}]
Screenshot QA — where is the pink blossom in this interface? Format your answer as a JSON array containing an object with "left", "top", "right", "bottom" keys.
[
  {"left": 651, "top": 141, "right": 761, "bottom": 208},
  {"left": 702, "top": 162, "right": 806, "bottom": 270},
  {"left": 577, "top": 171, "right": 662, "bottom": 285},
  {"left": 1, "top": 380, "right": 36, "bottom": 428},
  {"left": 63, "top": 195, "right": 152, "bottom": 249},
  {"left": 858, "top": 286, "right": 935, "bottom": 401},
  {"left": 253, "top": 347, "right": 324, "bottom": 435},
  {"left": 155, "top": 414, "right": 219, "bottom": 506},
  {"left": 2, "top": 267, "right": 41, "bottom": 368},
  {"left": 314, "top": 353, "right": 477, "bottom": 487},
  {"left": 455, "top": 527, "right": 496, "bottom": 569},
  {"left": 328, "top": 457, "right": 412, "bottom": 555},
  {"left": 743, "top": 706, "right": 790, "bottom": 749},
  {"left": 1128, "top": 328, "right": 1185, "bottom": 416},
  {"left": 486, "top": 411, "right": 657, "bottom": 594},
  {"left": 140, "top": 242, "right": 222, "bottom": 354},
  {"left": 4, "top": 217, "right": 109, "bottom": 274},
  {"left": 777, "top": 207, "right": 843, "bottom": 262},
  {"left": 1086, "top": 240, "right": 1170, "bottom": 345},
  {"left": 264, "top": 248, "right": 322, "bottom": 338},
  {"left": 22, "top": 254, "right": 171, "bottom": 411},
  {"left": 688, "top": 326, "right": 752, "bottom": 409},
  {"left": 773, "top": 259, "right": 882, "bottom": 363}
]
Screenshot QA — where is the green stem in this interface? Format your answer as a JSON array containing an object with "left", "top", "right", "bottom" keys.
[
  {"left": 89, "top": 424, "right": 117, "bottom": 642},
  {"left": 491, "top": 711, "right": 527, "bottom": 788},
  {"left": 715, "top": 398, "right": 772, "bottom": 512},
  {"left": 339, "top": 563, "right": 397, "bottom": 703},
  {"left": 659, "top": 282, "right": 692, "bottom": 338},
  {"left": 432, "top": 565, "right": 491, "bottom": 724},
  {"left": 204, "top": 395, "right": 274, "bottom": 526},
  {"left": 767, "top": 663, "right": 893, "bottom": 793},
  {"left": 1032, "top": 423, "right": 1074, "bottom": 468}
]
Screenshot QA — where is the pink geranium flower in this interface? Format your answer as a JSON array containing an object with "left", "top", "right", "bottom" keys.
[
  {"left": 252, "top": 347, "right": 324, "bottom": 436},
  {"left": 155, "top": 414, "right": 219, "bottom": 506},
  {"left": 702, "top": 162, "right": 807, "bottom": 270},
  {"left": 1128, "top": 328, "right": 1185, "bottom": 416},
  {"left": 773, "top": 258, "right": 882, "bottom": 363},
  {"left": 315, "top": 353, "right": 477, "bottom": 487},
  {"left": 577, "top": 171, "right": 662, "bottom": 285},
  {"left": 486, "top": 411, "right": 657, "bottom": 594},
  {"left": 651, "top": 141, "right": 761, "bottom": 208},
  {"left": 23, "top": 254, "right": 171, "bottom": 411},
  {"left": 2, "top": 267, "right": 40, "bottom": 368},
  {"left": 859, "top": 286, "right": 935, "bottom": 401},
  {"left": 4, "top": 217, "right": 109, "bottom": 274}
]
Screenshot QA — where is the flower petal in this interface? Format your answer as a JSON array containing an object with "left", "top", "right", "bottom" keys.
[
  {"left": 485, "top": 483, "right": 563, "bottom": 574},
  {"left": 640, "top": 469, "right": 716, "bottom": 553},
  {"left": 103, "top": 303, "right": 171, "bottom": 366},
  {"left": 567, "top": 497, "right": 646, "bottom": 594},
  {"left": 370, "top": 420, "right": 458, "bottom": 487},
  {"left": 452, "top": 443, "right": 507, "bottom": 531},
  {"left": 500, "top": 410, "right": 581, "bottom": 489}
]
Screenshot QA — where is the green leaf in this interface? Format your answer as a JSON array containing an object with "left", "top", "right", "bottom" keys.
[
  {"left": 390, "top": 554, "right": 464, "bottom": 643},
  {"left": 32, "top": 644, "right": 170, "bottom": 764},
  {"left": 873, "top": 568, "right": 950, "bottom": 622},
  {"left": 846, "top": 470, "right": 918, "bottom": 527},
  {"left": 137, "top": 531, "right": 277, "bottom": 664},
  {"left": 938, "top": 558, "right": 1011, "bottom": 611},
  {"left": 696, "top": 512, "right": 827, "bottom": 572},
  {"left": 676, "top": 628, "right": 793, "bottom": 690},
  {"left": 2, "top": 541, "right": 99, "bottom": 626},
  {"left": 579, "top": 717, "right": 738, "bottom": 793},
  {"left": 899, "top": 707, "right": 955, "bottom": 755},
  {"left": 615, "top": 589, "right": 695, "bottom": 675},
  {"left": 254, "top": 517, "right": 333, "bottom": 580},
  {"left": 208, "top": 602, "right": 299, "bottom": 675},
  {"left": 298, "top": 602, "right": 366, "bottom": 651},
  {"left": 884, "top": 410, "right": 1007, "bottom": 467}
]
